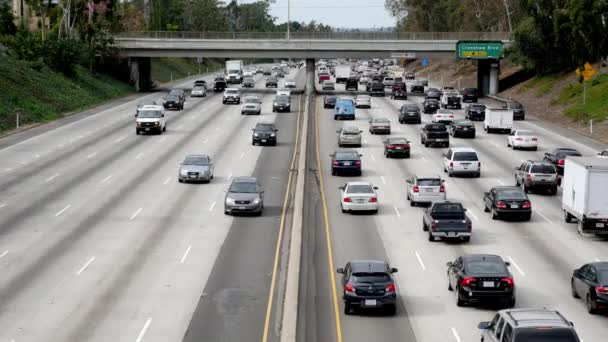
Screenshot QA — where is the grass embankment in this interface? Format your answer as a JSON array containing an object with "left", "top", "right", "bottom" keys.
[
  {"left": 0, "top": 54, "right": 133, "bottom": 132},
  {"left": 151, "top": 58, "right": 223, "bottom": 83}
]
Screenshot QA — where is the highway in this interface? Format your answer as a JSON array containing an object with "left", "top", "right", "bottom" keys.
[{"left": 0, "top": 67, "right": 303, "bottom": 342}]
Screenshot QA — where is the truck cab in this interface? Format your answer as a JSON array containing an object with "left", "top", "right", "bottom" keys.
[{"left": 135, "top": 105, "right": 166, "bottom": 135}]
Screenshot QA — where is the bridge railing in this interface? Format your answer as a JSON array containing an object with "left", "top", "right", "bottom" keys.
[{"left": 114, "top": 31, "right": 511, "bottom": 41}]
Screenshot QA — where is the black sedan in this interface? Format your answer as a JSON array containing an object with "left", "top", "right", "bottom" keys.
[
  {"left": 330, "top": 150, "right": 362, "bottom": 176},
  {"left": 483, "top": 186, "right": 532, "bottom": 221},
  {"left": 242, "top": 77, "right": 255, "bottom": 88},
  {"left": 450, "top": 119, "right": 476, "bottom": 138},
  {"left": 162, "top": 95, "right": 184, "bottom": 110},
  {"left": 410, "top": 81, "right": 425, "bottom": 93},
  {"left": 265, "top": 77, "right": 278, "bottom": 88},
  {"left": 543, "top": 148, "right": 582, "bottom": 175},
  {"left": 337, "top": 260, "right": 398, "bottom": 315},
  {"left": 465, "top": 103, "right": 486, "bottom": 121},
  {"left": 571, "top": 262, "right": 608, "bottom": 314},
  {"left": 383, "top": 137, "right": 410, "bottom": 158},
  {"left": 399, "top": 103, "right": 421, "bottom": 124},
  {"left": 447, "top": 254, "right": 515, "bottom": 308},
  {"left": 272, "top": 95, "right": 291, "bottom": 113},
  {"left": 425, "top": 88, "right": 442, "bottom": 100},
  {"left": 324, "top": 95, "right": 338, "bottom": 109},
  {"left": 461, "top": 88, "right": 479, "bottom": 103},
  {"left": 423, "top": 98, "right": 440, "bottom": 114},
  {"left": 505, "top": 101, "right": 526, "bottom": 120}
]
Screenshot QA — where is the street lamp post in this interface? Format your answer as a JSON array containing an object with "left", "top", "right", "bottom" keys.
[{"left": 287, "top": 0, "right": 291, "bottom": 40}]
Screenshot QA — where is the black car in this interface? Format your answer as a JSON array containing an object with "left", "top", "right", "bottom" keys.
[
  {"left": 263, "top": 69, "right": 272, "bottom": 76},
  {"left": 242, "top": 77, "right": 255, "bottom": 88},
  {"left": 391, "top": 82, "right": 407, "bottom": 100},
  {"left": 213, "top": 80, "right": 227, "bottom": 92},
  {"left": 465, "top": 103, "right": 486, "bottom": 121},
  {"left": 369, "top": 82, "right": 385, "bottom": 96},
  {"left": 571, "top": 262, "right": 608, "bottom": 314},
  {"left": 543, "top": 148, "right": 582, "bottom": 175},
  {"left": 399, "top": 103, "right": 421, "bottom": 124},
  {"left": 252, "top": 123, "right": 278, "bottom": 146},
  {"left": 447, "top": 254, "right": 515, "bottom": 308},
  {"left": 162, "top": 94, "right": 184, "bottom": 110},
  {"left": 483, "top": 186, "right": 532, "bottom": 221},
  {"left": 383, "top": 137, "right": 410, "bottom": 158},
  {"left": 345, "top": 78, "right": 359, "bottom": 91},
  {"left": 461, "top": 88, "right": 480, "bottom": 103},
  {"left": 450, "top": 119, "right": 476, "bottom": 138},
  {"left": 423, "top": 98, "right": 440, "bottom": 114},
  {"left": 423, "top": 201, "right": 472, "bottom": 242},
  {"left": 265, "top": 77, "right": 278, "bottom": 88},
  {"left": 169, "top": 89, "right": 186, "bottom": 102},
  {"left": 272, "top": 95, "right": 290, "bottom": 113},
  {"left": 337, "top": 260, "right": 398, "bottom": 315},
  {"left": 425, "top": 88, "right": 441, "bottom": 100},
  {"left": 504, "top": 101, "right": 526, "bottom": 120},
  {"left": 330, "top": 150, "right": 362, "bottom": 176},
  {"left": 410, "top": 81, "right": 425, "bottom": 93},
  {"left": 324, "top": 95, "right": 338, "bottom": 109}
]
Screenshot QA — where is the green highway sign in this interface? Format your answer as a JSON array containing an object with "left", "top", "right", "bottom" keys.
[{"left": 456, "top": 41, "right": 503, "bottom": 59}]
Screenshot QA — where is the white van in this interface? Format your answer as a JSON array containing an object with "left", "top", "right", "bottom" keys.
[{"left": 442, "top": 147, "right": 481, "bottom": 177}]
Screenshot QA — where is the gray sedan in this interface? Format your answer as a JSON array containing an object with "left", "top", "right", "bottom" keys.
[
  {"left": 224, "top": 177, "right": 264, "bottom": 216},
  {"left": 337, "top": 126, "right": 363, "bottom": 147},
  {"left": 178, "top": 154, "right": 214, "bottom": 183}
]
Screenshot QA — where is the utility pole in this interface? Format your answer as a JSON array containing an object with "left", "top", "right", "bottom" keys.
[
  {"left": 287, "top": 0, "right": 291, "bottom": 40},
  {"left": 503, "top": 0, "right": 513, "bottom": 33}
]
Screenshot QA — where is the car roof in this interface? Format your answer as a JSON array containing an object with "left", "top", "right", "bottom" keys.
[
  {"left": 139, "top": 105, "right": 163, "bottom": 110},
  {"left": 350, "top": 260, "right": 388, "bottom": 273},
  {"left": 232, "top": 176, "right": 257, "bottom": 183},
  {"left": 450, "top": 147, "right": 477, "bottom": 152},
  {"left": 462, "top": 254, "right": 503, "bottom": 262},
  {"left": 185, "top": 154, "right": 209, "bottom": 159},
  {"left": 501, "top": 309, "right": 572, "bottom": 328},
  {"left": 416, "top": 175, "right": 442, "bottom": 180},
  {"left": 341, "top": 126, "right": 360, "bottom": 132},
  {"left": 225, "top": 88, "right": 239, "bottom": 91},
  {"left": 347, "top": 181, "right": 373, "bottom": 186},
  {"left": 494, "top": 186, "right": 523, "bottom": 191}
]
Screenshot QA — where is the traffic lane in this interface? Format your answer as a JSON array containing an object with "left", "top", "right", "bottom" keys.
[
  {"left": 316, "top": 99, "right": 418, "bottom": 342},
  {"left": 372, "top": 97, "right": 608, "bottom": 341}
]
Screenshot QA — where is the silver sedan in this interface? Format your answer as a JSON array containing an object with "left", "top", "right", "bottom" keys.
[{"left": 178, "top": 154, "right": 214, "bottom": 183}]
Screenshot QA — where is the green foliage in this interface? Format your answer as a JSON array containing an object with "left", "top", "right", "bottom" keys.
[
  {"left": 43, "top": 36, "right": 84, "bottom": 76},
  {"left": 0, "top": 0, "right": 16, "bottom": 35}
]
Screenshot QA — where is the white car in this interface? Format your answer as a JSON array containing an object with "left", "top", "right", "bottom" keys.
[
  {"left": 191, "top": 86, "right": 207, "bottom": 97},
  {"left": 241, "top": 95, "right": 262, "bottom": 115},
  {"left": 222, "top": 88, "right": 240, "bottom": 104},
  {"left": 339, "top": 181, "right": 379, "bottom": 214},
  {"left": 442, "top": 147, "right": 481, "bottom": 177},
  {"left": 276, "top": 89, "right": 291, "bottom": 98},
  {"left": 433, "top": 109, "right": 455, "bottom": 125},
  {"left": 284, "top": 79, "right": 296, "bottom": 88},
  {"left": 322, "top": 81, "right": 335, "bottom": 90},
  {"left": 406, "top": 175, "right": 446, "bottom": 206},
  {"left": 507, "top": 130, "right": 539, "bottom": 150},
  {"left": 135, "top": 105, "right": 166, "bottom": 135},
  {"left": 355, "top": 95, "right": 371, "bottom": 108},
  {"left": 359, "top": 76, "right": 370, "bottom": 84}
]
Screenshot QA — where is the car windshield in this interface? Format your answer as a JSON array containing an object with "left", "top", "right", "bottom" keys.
[
  {"left": 425, "top": 99, "right": 438, "bottom": 104},
  {"left": 556, "top": 151, "right": 582, "bottom": 158},
  {"left": 403, "top": 105, "right": 418, "bottom": 111},
  {"left": 496, "top": 189, "right": 528, "bottom": 200},
  {"left": 598, "top": 269, "right": 608, "bottom": 283},
  {"left": 453, "top": 152, "right": 479, "bottom": 161},
  {"left": 137, "top": 110, "right": 162, "bottom": 118},
  {"left": 387, "top": 138, "right": 408, "bottom": 144},
  {"left": 244, "top": 78, "right": 254, "bottom": 83},
  {"left": 275, "top": 95, "right": 289, "bottom": 102},
  {"left": 184, "top": 156, "right": 209, "bottom": 166},
  {"left": 226, "top": 90, "right": 238, "bottom": 94},
  {"left": 165, "top": 95, "right": 178, "bottom": 101},
  {"left": 426, "top": 124, "right": 447, "bottom": 131},
  {"left": 438, "top": 110, "right": 453, "bottom": 115},
  {"left": 169, "top": 90, "right": 182, "bottom": 95},
  {"left": 432, "top": 203, "right": 464, "bottom": 218},
  {"left": 418, "top": 178, "right": 441, "bottom": 186},
  {"left": 335, "top": 152, "right": 359, "bottom": 160},
  {"left": 465, "top": 260, "right": 507, "bottom": 275},
  {"left": 513, "top": 329, "right": 578, "bottom": 342},
  {"left": 531, "top": 165, "right": 556, "bottom": 174},
  {"left": 346, "top": 185, "right": 374, "bottom": 194},
  {"left": 373, "top": 118, "right": 389, "bottom": 123},
  {"left": 229, "top": 182, "right": 258, "bottom": 193},
  {"left": 245, "top": 97, "right": 259, "bottom": 103},
  {"left": 193, "top": 86, "right": 204, "bottom": 91},
  {"left": 352, "top": 272, "right": 391, "bottom": 282},
  {"left": 256, "top": 125, "right": 275, "bottom": 132},
  {"left": 471, "top": 104, "right": 486, "bottom": 109},
  {"left": 454, "top": 120, "right": 472, "bottom": 126},
  {"left": 267, "top": 77, "right": 277, "bottom": 81}
]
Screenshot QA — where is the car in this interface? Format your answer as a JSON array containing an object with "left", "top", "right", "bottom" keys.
[
  {"left": 193, "top": 80, "right": 207, "bottom": 88},
  {"left": 504, "top": 101, "right": 526, "bottom": 120},
  {"left": 275, "top": 71, "right": 285, "bottom": 78},
  {"left": 272, "top": 95, "right": 291, "bottom": 112},
  {"left": 514, "top": 161, "right": 559, "bottom": 194},
  {"left": 368, "top": 117, "right": 391, "bottom": 134},
  {"left": 447, "top": 254, "right": 515, "bottom": 307},
  {"left": 443, "top": 147, "right": 481, "bottom": 177},
  {"left": 252, "top": 122, "right": 278, "bottom": 146},
  {"left": 543, "top": 148, "right": 582, "bottom": 175},
  {"left": 354, "top": 95, "right": 371, "bottom": 108},
  {"left": 410, "top": 81, "right": 425, "bottom": 93},
  {"left": 419, "top": 78, "right": 429, "bottom": 86},
  {"left": 169, "top": 89, "right": 186, "bottom": 102},
  {"left": 337, "top": 126, "right": 362, "bottom": 147},
  {"left": 222, "top": 88, "right": 240, "bottom": 104},
  {"left": 422, "top": 98, "right": 439, "bottom": 114},
  {"left": 478, "top": 309, "right": 579, "bottom": 342},
  {"left": 178, "top": 154, "right": 214, "bottom": 183},
  {"left": 404, "top": 72, "right": 415, "bottom": 80},
  {"left": 369, "top": 82, "right": 385, "bottom": 96},
  {"left": 461, "top": 88, "right": 479, "bottom": 102},
  {"left": 406, "top": 176, "right": 446, "bottom": 206},
  {"left": 571, "top": 261, "right": 608, "bottom": 314},
  {"left": 441, "top": 91, "right": 462, "bottom": 109},
  {"left": 345, "top": 78, "right": 359, "bottom": 91},
  {"left": 433, "top": 109, "right": 455, "bottom": 125},
  {"left": 449, "top": 119, "right": 476, "bottom": 138},
  {"left": 318, "top": 72, "right": 331, "bottom": 83},
  {"left": 242, "top": 77, "right": 255, "bottom": 88},
  {"left": 243, "top": 70, "right": 253, "bottom": 78},
  {"left": 598, "top": 149, "right": 608, "bottom": 158},
  {"left": 359, "top": 76, "right": 370, "bottom": 84},
  {"left": 265, "top": 77, "right": 278, "bottom": 88},
  {"left": 224, "top": 177, "right": 264, "bottom": 216},
  {"left": 383, "top": 137, "right": 410, "bottom": 158},
  {"left": 263, "top": 69, "right": 272, "bottom": 75},
  {"left": 334, "top": 99, "right": 356, "bottom": 120},
  {"left": 425, "top": 88, "right": 441, "bottom": 100},
  {"left": 483, "top": 186, "right": 532, "bottom": 221},
  {"left": 241, "top": 95, "right": 262, "bottom": 115},
  {"left": 213, "top": 78, "right": 227, "bottom": 92},
  {"left": 135, "top": 105, "right": 166, "bottom": 135},
  {"left": 330, "top": 150, "right": 362, "bottom": 176},
  {"left": 339, "top": 182, "right": 379, "bottom": 214},
  {"left": 284, "top": 79, "right": 296, "bottom": 88},
  {"left": 465, "top": 103, "right": 486, "bottom": 121},
  {"left": 383, "top": 77, "right": 395, "bottom": 88},
  {"left": 162, "top": 94, "right": 184, "bottom": 110},
  {"left": 191, "top": 86, "right": 207, "bottom": 97},
  {"left": 507, "top": 130, "right": 538, "bottom": 150},
  {"left": 337, "top": 260, "right": 398, "bottom": 315},
  {"left": 423, "top": 201, "right": 472, "bottom": 242},
  {"left": 390, "top": 82, "right": 407, "bottom": 100},
  {"left": 324, "top": 95, "right": 338, "bottom": 109},
  {"left": 276, "top": 89, "right": 291, "bottom": 98},
  {"left": 322, "top": 81, "right": 335, "bottom": 90},
  {"left": 398, "top": 103, "right": 421, "bottom": 124},
  {"left": 421, "top": 123, "right": 449, "bottom": 148}
]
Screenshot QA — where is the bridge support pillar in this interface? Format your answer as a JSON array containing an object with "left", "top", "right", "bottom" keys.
[
  {"left": 129, "top": 57, "right": 153, "bottom": 92},
  {"left": 305, "top": 58, "right": 315, "bottom": 95},
  {"left": 477, "top": 59, "right": 500, "bottom": 96}
]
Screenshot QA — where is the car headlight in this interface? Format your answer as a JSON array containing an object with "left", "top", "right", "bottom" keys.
[
  {"left": 180, "top": 169, "right": 188, "bottom": 176},
  {"left": 154, "top": 122, "right": 160, "bottom": 126},
  {"left": 226, "top": 197, "right": 235, "bottom": 205},
  {"left": 136, "top": 122, "right": 142, "bottom": 126},
  {"left": 254, "top": 133, "right": 259, "bottom": 137},
  {"left": 270, "top": 133, "right": 276, "bottom": 137},
  {"left": 273, "top": 103, "right": 278, "bottom": 106},
  {"left": 253, "top": 198, "right": 261, "bottom": 204}
]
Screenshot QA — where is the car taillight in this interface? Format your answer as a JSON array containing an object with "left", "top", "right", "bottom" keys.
[
  {"left": 439, "top": 185, "right": 445, "bottom": 192},
  {"left": 404, "top": 144, "right": 410, "bottom": 149},
  {"left": 386, "top": 284, "right": 396, "bottom": 293},
  {"left": 496, "top": 201, "right": 507, "bottom": 209},
  {"left": 455, "top": 126, "right": 462, "bottom": 129},
  {"left": 343, "top": 197, "right": 352, "bottom": 203},
  {"left": 370, "top": 197, "right": 378, "bottom": 203},
  {"left": 502, "top": 277, "right": 515, "bottom": 287},
  {"left": 355, "top": 160, "right": 361, "bottom": 166},
  {"left": 558, "top": 159, "right": 565, "bottom": 166},
  {"left": 478, "top": 161, "right": 481, "bottom": 170},
  {"left": 387, "top": 144, "right": 395, "bottom": 149},
  {"left": 431, "top": 220, "right": 438, "bottom": 230},
  {"left": 531, "top": 138, "right": 538, "bottom": 141},
  {"left": 461, "top": 277, "right": 477, "bottom": 286},
  {"left": 332, "top": 160, "right": 339, "bottom": 166},
  {"left": 449, "top": 161, "right": 453, "bottom": 169},
  {"left": 515, "top": 137, "right": 523, "bottom": 141},
  {"left": 413, "top": 185, "right": 419, "bottom": 193},
  {"left": 522, "top": 201, "right": 532, "bottom": 209},
  {"left": 596, "top": 286, "right": 608, "bottom": 294},
  {"left": 527, "top": 173, "right": 532, "bottom": 181},
  {"left": 345, "top": 283, "right": 355, "bottom": 294}
]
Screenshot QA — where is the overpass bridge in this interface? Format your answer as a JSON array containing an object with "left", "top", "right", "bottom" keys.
[{"left": 114, "top": 31, "right": 511, "bottom": 93}]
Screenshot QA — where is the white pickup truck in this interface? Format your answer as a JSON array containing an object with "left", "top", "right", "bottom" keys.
[{"left": 484, "top": 108, "right": 513, "bottom": 134}]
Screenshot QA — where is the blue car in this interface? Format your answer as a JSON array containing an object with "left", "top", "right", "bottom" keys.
[{"left": 334, "top": 99, "right": 356, "bottom": 120}]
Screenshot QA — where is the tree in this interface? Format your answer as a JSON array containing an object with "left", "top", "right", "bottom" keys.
[
  {"left": 24, "top": 0, "right": 54, "bottom": 41},
  {"left": 0, "top": 0, "right": 17, "bottom": 35},
  {"left": 190, "top": 0, "right": 227, "bottom": 31}
]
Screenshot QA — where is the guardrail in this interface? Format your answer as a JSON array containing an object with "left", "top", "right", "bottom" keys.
[{"left": 115, "top": 31, "right": 511, "bottom": 41}]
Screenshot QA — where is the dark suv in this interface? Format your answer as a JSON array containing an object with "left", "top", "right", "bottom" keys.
[
  {"left": 514, "top": 161, "right": 559, "bottom": 194},
  {"left": 252, "top": 123, "right": 278, "bottom": 146},
  {"left": 345, "top": 77, "right": 359, "bottom": 91},
  {"left": 461, "top": 88, "right": 479, "bottom": 102},
  {"left": 465, "top": 103, "right": 486, "bottom": 121},
  {"left": 162, "top": 94, "right": 184, "bottom": 110},
  {"left": 478, "top": 309, "right": 580, "bottom": 342},
  {"left": 337, "top": 260, "right": 398, "bottom": 315}
]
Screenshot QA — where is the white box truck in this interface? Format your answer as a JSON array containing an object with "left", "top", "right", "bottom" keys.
[
  {"left": 335, "top": 65, "right": 352, "bottom": 83},
  {"left": 562, "top": 157, "right": 608, "bottom": 235},
  {"left": 225, "top": 60, "right": 243, "bottom": 84},
  {"left": 484, "top": 108, "right": 513, "bottom": 134}
]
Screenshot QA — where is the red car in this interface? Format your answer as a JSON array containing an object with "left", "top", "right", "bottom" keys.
[{"left": 318, "top": 72, "right": 331, "bottom": 84}]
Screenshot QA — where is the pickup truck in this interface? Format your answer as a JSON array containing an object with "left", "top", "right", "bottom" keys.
[
  {"left": 422, "top": 201, "right": 471, "bottom": 242},
  {"left": 420, "top": 123, "right": 449, "bottom": 148}
]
